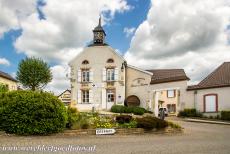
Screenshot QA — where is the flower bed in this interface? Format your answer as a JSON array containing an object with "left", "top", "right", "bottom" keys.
[{"left": 66, "top": 108, "right": 182, "bottom": 134}]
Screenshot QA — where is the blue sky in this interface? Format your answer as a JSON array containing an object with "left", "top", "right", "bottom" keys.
[
  {"left": 0, "top": 0, "right": 151, "bottom": 75},
  {"left": 0, "top": 0, "right": 230, "bottom": 93}
]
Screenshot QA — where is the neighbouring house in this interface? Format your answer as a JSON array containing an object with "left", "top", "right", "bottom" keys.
[
  {"left": 68, "top": 17, "right": 192, "bottom": 116},
  {"left": 0, "top": 70, "right": 17, "bottom": 91},
  {"left": 147, "top": 69, "right": 190, "bottom": 115},
  {"left": 58, "top": 89, "right": 71, "bottom": 106},
  {"left": 187, "top": 62, "right": 230, "bottom": 116}
]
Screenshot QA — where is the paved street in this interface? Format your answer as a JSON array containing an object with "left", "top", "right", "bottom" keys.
[{"left": 0, "top": 117, "right": 230, "bottom": 154}]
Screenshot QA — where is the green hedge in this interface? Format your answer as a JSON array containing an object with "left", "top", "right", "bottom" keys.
[
  {"left": 178, "top": 108, "right": 202, "bottom": 117},
  {"left": 136, "top": 116, "right": 168, "bottom": 130},
  {"left": 111, "top": 105, "right": 146, "bottom": 115},
  {"left": 221, "top": 111, "right": 230, "bottom": 121},
  {"left": 0, "top": 91, "right": 67, "bottom": 135}
]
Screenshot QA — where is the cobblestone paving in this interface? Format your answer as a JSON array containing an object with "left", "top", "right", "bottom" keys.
[{"left": 0, "top": 117, "right": 230, "bottom": 154}]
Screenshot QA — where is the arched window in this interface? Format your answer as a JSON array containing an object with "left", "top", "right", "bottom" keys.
[
  {"left": 82, "top": 60, "right": 89, "bottom": 65},
  {"left": 107, "top": 58, "right": 114, "bottom": 63}
]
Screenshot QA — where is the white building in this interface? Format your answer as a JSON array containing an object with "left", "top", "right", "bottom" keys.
[{"left": 69, "top": 18, "right": 192, "bottom": 116}]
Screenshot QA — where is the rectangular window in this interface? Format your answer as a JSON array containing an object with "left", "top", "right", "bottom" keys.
[
  {"left": 167, "top": 90, "right": 175, "bottom": 98},
  {"left": 107, "top": 69, "right": 115, "bottom": 81},
  {"left": 107, "top": 90, "right": 115, "bottom": 102},
  {"left": 204, "top": 94, "right": 217, "bottom": 112},
  {"left": 82, "top": 90, "right": 89, "bottom": 103},
  {"left": 82, "top": 70, "right": 90, "bottom": 82},
  {"left": 167, "top": 104, "right": 176, "bottom": 113}
]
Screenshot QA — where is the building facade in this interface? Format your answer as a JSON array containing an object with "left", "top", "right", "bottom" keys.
[
  {"left": 0, "top": 71, "right": 17, "bottom": 91},
  {"left": 188, "top": 62, "right": 230, "bottom": 116},
  {"left": 58, "top": 89, "right": 71, "bottom": 106},
  {"left": 69, "top": 18, "right": 191, "bottom": 116}
]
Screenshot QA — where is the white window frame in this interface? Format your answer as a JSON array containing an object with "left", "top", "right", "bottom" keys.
[
  {"left": 82, "top": 90, "right": 89, "bottom": 104},
  {"left": 82, "top": 70, "right": 90, "bottom": 82},
  {"left": 167, "top": 90, "right": 175, "bottom": 98},
  {"left": 107, "top": 68, "right": 115, "bottom": 81},
  {"left": 107, "top": 90, "right": 115, "bottom": 103}
]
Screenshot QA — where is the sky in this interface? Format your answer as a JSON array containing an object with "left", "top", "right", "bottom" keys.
[{"left": 0, "top": 0, "right": 230, "bottom": 95}]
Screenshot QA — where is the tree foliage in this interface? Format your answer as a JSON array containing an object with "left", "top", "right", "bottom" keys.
[{"left": 16, "top": 57, "right": 52, "bottom": 91}]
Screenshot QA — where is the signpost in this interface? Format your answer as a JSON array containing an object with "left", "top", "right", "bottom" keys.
[{"left": 96, "top": 129, "right": 116, "bottom": 135}]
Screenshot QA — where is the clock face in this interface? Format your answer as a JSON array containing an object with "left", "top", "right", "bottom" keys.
[{"left": 95, "top": 32, "right": 103, "bottom": 39}]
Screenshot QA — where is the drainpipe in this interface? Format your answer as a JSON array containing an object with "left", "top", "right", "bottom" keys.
[
  {"left": 194, "top": 90, "right": 197, "bottom": 110},
  {"left": 124, "top": 61, "right": 127, "bottom": 97}
]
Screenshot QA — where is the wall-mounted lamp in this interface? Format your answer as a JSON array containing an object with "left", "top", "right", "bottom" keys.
[{"left": 121, "top": 61, "right": 127, "bottom": 72}]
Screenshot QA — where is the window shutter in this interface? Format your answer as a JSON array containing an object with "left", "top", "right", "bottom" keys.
[
  {"left": 102, "top": 68, "right": 106, "bottom": 81},
  {"left": 77, "top": 69, "right": 82, "bottom": 82},
  {"left": 89, "top": 90, "right": 93, "bottom": 103},
  {"left": 77, "top": 90, "right": 81, "bottom": 104},
  {"left": 90, "top": 69, "right": 93, "bottom": 82},
  {"left": 115, "top": 67, "right": 119, "bottom": 81}
]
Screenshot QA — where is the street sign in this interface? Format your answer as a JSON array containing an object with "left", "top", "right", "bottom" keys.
[{"left": 96, "top": 129, "right": 116, "bottom": 135}]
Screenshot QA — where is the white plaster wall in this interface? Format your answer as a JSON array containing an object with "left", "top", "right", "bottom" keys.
[
  {"left": 195, "top": 87, "right": 230, "bottom": 113},
  {"left": 126, "top": 67, "right": 152, "bottom": 109},
  {"left": 69, "top": 45, "right": 125, "bottom": 111}
]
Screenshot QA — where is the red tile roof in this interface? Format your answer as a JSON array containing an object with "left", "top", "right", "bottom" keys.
[
  {"left": 188, "top": 62, "right": 230, "bottom": 90},
  {"left": 147, "top": 69, "right": 190, "bottom": 84},
  {"left": 0, "top": 71, "right": 17, "bottom": 82}
]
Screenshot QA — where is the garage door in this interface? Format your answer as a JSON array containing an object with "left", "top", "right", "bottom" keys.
[{"left": 204, "top": 95, "right": 217, "bottom": 112}]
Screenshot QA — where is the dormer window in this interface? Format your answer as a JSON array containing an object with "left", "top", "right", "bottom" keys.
[
  {"left": 82, "top": 60, "right": 89, "bottom": 65},
  {"left": 107, "top": 58, "right": 114, "bottom": 63}
]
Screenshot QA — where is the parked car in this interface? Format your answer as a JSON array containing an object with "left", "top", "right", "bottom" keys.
[{"left": 158, "top": 107, "right": 168, "bottom": 117}]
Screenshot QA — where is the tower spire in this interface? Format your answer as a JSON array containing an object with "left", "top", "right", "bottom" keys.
[{"left": 99, "top": 15, "right": 101, "bottom": 26}]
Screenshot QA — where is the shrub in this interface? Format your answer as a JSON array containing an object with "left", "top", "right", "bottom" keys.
[
  {"left": 221, "top": 111, "right": 230, "bottom": 121},
  {"left": 167, "top": 121, "right": 181, "bottom": 129},
  {"left": 116, "top": 115, "right": 132, "bottom": 124},
  {"left": 178, "top": 108, "right": 202, "bottom": 117},
  {"left": 132, "top": 107, "right": 146, "bottom": 115},
  {"left": 71, "top": 113, "right": 91, "bottom": 129},
  {"left": 118, "top": 120, "right": 137, "bottom": 128},
  {"left": 111, "top": 105, "right": 146, "bottom": 115},
  {"left": 0, "top": 91, "right": 67, "bottom": 135},
  {"left": 136, "top": 116, "right": 168, "bottom": 130},
  {"left": 111, "top": 105, "right": 126, "bottom": 113},
  {"left": 0, "top": 84, "right": 8, "bottom": 93},
  {"left": 66, "top": 107, "right": 79, "bottom": 128}
]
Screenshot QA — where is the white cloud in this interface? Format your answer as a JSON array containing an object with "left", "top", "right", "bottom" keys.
[
  {"left": 7, "top": 0, "right": 130, "bottom": 94},
  {"left": 125, "top": 0, "right": 230, "bottom": 84},
  {"left": 0, "top": 57, "right": 10, "bottom": 66},
  {"left": 124, "top": 27, "right": 136, "bottom": 37},
  {"left": 14, "top": 0, "right": 131, "bottom": 63},
  {"left": 0, "top": 0, "right": 37, "bottom": 38},
  {"left": 45, "top": 65, "right": 70, "bottom": 95}
]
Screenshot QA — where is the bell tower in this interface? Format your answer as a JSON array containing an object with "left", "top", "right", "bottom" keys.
[{"left": 93, "top": 16, "right": 106, "bottom": 44}]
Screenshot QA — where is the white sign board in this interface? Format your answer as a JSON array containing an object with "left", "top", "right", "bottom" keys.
[
  {"left": 96, "top": 129, "right": 116, "bottom": 135},
  {"left": 92, "top": 83, "right": 104, "bottom": 88}
]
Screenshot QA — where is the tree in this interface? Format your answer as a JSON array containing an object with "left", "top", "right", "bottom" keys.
[{"left": 16, "top": 57, "right": 52, "bottom": 91}]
